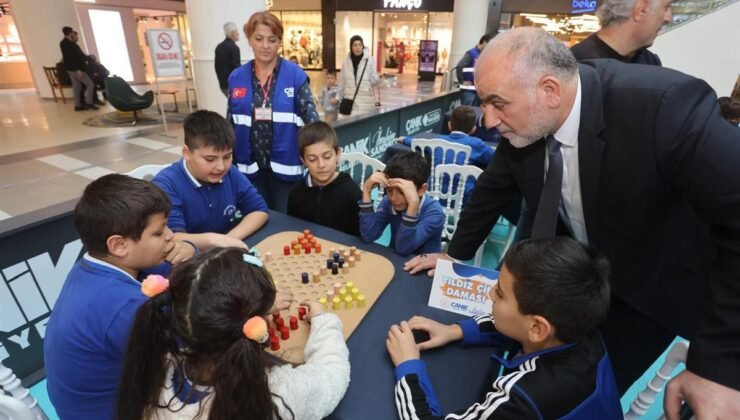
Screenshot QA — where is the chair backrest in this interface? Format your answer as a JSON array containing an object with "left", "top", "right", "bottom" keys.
[
  {"left": 434, "top": 164, "right": 483, "bottom": 242},
  {"left": 338, "top": 152, "right": 386, "bottom": 209},
  {"left": 624, "top": 340, "right": 690, "bottom": 420},
  {"left": 43, "top": 66, "right": 60, "bottom": 88},
  {"left": 0, "top": 362, "right": 47, "bottom": 420},
  {"left": 410, "top": 138, "right": 471, "bottom": 200},
  {"left": 126, "top": 164, "right": 169, "bottom": 181}
]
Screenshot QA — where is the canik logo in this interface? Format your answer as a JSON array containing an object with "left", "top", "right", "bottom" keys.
[
  {"left": 284, "top": 87, "right": 294, "bottom": 98},
  {"left": 1, "top": 240, "right": 83, "bottom": 360},
  {"left": 422, "top": 109, "right": 441, "bottom": 126}
]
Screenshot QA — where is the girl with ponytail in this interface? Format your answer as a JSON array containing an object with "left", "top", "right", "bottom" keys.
[{"left": 116, "top": 247, "right": 350, "bottom": 420}]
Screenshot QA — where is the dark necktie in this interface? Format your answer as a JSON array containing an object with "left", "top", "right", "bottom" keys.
[{"left": 531, "top": 135, "right": 563, "bottom": 238}]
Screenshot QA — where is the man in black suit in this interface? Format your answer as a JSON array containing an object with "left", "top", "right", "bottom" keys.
[
  {"left": 405, "top": 27, "right": 740, "bottom": 418},
  {"left": 59, "top": 26, "right": 98, "bottom": 111},
  {"left": 215, "top": 21, "right": 241, "bottom": 97},
  {"left": 571, "top": 0, "right": 672, "bottom": 65}
]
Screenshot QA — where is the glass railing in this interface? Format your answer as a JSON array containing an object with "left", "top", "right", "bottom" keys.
[{"left": 662, "top": 0, "right": 738, "bottom": 32}]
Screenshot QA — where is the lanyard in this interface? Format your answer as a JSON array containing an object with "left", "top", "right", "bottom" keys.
[{"left": 260, "top": 74, "right": 273, "bottom": 108}]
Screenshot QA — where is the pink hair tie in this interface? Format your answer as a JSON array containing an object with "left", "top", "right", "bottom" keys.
[
  {"left": 243, "top": 316, "right": 268, "bottom": 343},
  {"left": 141, "top": 274, "right": 169, "bottom": 298}
]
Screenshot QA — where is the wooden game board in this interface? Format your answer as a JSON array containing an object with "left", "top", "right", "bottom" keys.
[{"left": 255, "top": 231, "right": 395, "bottom": 364}]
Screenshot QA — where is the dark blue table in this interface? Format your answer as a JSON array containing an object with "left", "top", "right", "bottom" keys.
[{"left": 248, "top": 211, "right": 497, "bottom": 419}]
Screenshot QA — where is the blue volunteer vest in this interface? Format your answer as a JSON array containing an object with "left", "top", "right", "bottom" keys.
[
  {"left": 461, "top": 46, "right": 481, "bottom": 90},
  {"left": 228, "top": 58, "right": 306, "bottom": 182}
]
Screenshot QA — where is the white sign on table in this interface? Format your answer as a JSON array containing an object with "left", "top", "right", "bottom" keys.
[
  {"left": 428, "top": 259, "right": 499, "bottom": 317},
  {"left": 146, "top": 29, "right": 185, "bottom": 78}
]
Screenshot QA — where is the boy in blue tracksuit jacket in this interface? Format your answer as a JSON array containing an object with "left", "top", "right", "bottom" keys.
[
  {"left": 359, "top": 152, "right": 444, "bottom": 257},
  {"left": 387, "top": 237, "right": 623, "bottom": 419},
  {"left": 400, "top": 105, "right": 495, "bottom": 204}
]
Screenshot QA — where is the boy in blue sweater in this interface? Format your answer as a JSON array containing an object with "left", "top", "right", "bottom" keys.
[
  {"left": 387, "top": 237, "right": 622, "bottom": 419},
  {"left": 153, "top": 110, "right": 269, "bottom": 251},
  {"left": 359, "top": 152, "right": 444, "bottom": 256},
  {"left": 400, "top": 105, "right": 494, "bottom": 204},
  {"left": 45, "top": 174, "right": 195, "bottom": 420}
]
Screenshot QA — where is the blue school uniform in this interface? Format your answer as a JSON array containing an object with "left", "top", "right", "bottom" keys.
[{"left": 153, "top": 160, "right": 268, "bottom": 234}]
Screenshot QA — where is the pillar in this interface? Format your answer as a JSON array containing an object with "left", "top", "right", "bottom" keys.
[
  {"left": 9, "top": 0, "right": 84, "bottom": 99},
  {"left": 449, "top": 0, "right": 489, "bottom": 72},
  {"left": 184, "top": 0, "right": 263, "bottom": 116}
]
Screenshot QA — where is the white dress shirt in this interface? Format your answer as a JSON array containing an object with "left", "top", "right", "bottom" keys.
[{"left": 545, "top": 76, "right": 588, "bottom": 243}]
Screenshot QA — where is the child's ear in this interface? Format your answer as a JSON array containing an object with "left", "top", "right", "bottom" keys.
[
  {"left": 528, "top": 315, "right": 554, "bottom": 344},
  {"left": 418, "top": 183, "right": 428, "bottom": 196},
  {"left": 106, "top": 235, "right": 129, "bottom": 258}
]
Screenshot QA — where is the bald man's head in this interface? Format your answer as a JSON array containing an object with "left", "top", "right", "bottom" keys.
[
  {"left": 474, "top": 28, "right": 579, "bottom": 148},
  {"left": 477, "top": 27, "right": 578, "bottom": 88}
]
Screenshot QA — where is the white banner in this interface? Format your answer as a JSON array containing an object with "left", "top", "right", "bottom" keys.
[{"left": 146, "top": 29, "right": 185, "bottom": 78}]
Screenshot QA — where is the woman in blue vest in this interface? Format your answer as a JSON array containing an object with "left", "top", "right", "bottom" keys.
[{"left": 228, "top": 11, "right": 320, "bottom": 212}]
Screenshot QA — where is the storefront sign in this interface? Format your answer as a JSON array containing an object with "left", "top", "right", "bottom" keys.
[
  {"left": 571, "top": 0, "right": 597, "bottom": 13},
  {"left": 146, "top": 29, "right": 185, "bottom": 77},
  {"left": 399, "top": 98, "right": 444, "bottom": 136},
  {"left": 383, "top": 0, "right": 422, "bottom": 10},
  {"left": 0, "top": 212, "right": 82, "bottom": 380},
  {"left": 429, "top": 259, "right": 499, "bottom": 317}
]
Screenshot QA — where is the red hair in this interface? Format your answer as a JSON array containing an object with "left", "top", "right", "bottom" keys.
[{"left": 244, "top": 11, "right": 283, "bottom": 40}]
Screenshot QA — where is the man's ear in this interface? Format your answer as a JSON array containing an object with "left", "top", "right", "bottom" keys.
[
  {"left": 539, "top": 76, "right": 563, "bottom": 109},
  {"left": 527, "top": 315, "right": 555, "bottom": 344},
  {"left": 106, "top": 235, "right": 128, "bottom": 259},
  {"left": 632, "top": 0, "right": 650, "bottom": 21}
]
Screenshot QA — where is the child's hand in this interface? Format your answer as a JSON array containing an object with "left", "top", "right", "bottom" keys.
[
  {"left": 407, "top": 316, "right": 463, "bottom": 351},
  {"left": 300, "top": 300, "right": 324, "bottom": 322},
  {"left": 386, "top": 321, "right": 420, "bottom": 367},
  {"left": 207, "top": 233, "right": 249, "bottom": 250},
  {"left": 271, "top": 288, "right": 294, "bottom": 313},
  {"left": 363, "top": 172, "right": 389, "bottom": 194},
  {"left": 165, "top": 240, "right": 196, "bottom": 265}
]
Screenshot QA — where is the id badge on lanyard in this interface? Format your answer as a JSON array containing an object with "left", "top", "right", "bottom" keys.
[{"left": 254, "top": 74, "right": 273, "bottom": 122}]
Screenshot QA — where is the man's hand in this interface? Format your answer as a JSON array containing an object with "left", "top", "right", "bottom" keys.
[
  {"left": 403, "top": 253, "right": 450, "bottom": 277},
  {"left": 386, "top": 321, "right": 420, "bottom": 367},
  {"left": 665, "top": 370, "right": 740, "bottom": 420},
  {"left": 270, "top": 288, "right": 294, "bottom": 313},
  {"left": 388, "top": 178, "right": 420, "bottom": 216},
  {"left": 165, "top": 241, "right": 196, "bottom": 265},
  {"left": 207, "top": 233, "right": 249, "bottom": 250},
  {"left": 407, "top": 316, "right": 463, "bottom": 351}
]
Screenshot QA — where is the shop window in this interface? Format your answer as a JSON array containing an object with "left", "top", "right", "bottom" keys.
[
  {"left": 0, "top": 4, "right": 25, "bottom": 62},
  {"left": 280, "top": 11, "right": 322, "bottom": 70}
]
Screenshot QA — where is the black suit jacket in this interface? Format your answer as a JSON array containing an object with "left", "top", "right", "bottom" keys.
[
  {"left": 59, "top": 38, "right": 88, "bottom": 72},
  {"left": 215, "top": 37, "right": 241, "bottom": 89},
  {"left": 448, "top": 59, "right": 740, "bottom": 390}
]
